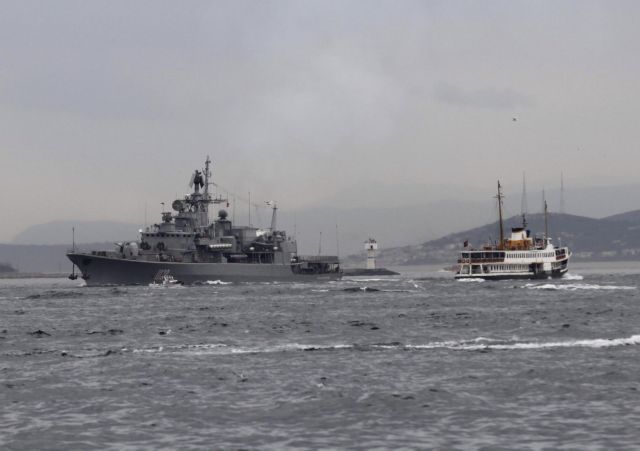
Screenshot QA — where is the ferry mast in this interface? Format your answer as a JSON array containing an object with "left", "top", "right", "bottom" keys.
[
  {"left": 544, "top": 199, "right": 549, "bottom": 242},
  {"left": 497, "top": 181, "right": 505, "bottom": 249}
]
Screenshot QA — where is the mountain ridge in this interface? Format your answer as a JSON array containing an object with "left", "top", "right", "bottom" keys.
[
  {"left": 352, "top": 210, "right": 640, "bottom": 266},
  {"left": 4, "top": 209, "right": 640, "bottom": 273}
]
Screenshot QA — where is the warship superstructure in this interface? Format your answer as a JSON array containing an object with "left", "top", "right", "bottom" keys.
[
  {"left": 67, "top": 157, "right": 341, "bottom": 285},
  {"left": 455, "top": 182, "right": 570, "bottom": 280}
]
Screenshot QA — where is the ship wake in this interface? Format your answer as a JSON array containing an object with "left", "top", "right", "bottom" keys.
[
  {"left": 523, "top": 283, "right": 636, "bottom": 291},
  {"left": 119, "top": 334, "right": 640, "bottom": 356}
]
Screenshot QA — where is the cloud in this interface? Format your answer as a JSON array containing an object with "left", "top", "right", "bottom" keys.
[{"left": 433, "top": 82, "right": 533, "bottom": 110}]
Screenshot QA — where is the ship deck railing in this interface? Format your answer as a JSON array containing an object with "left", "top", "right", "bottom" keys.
[
  {"left": 296, "top": 255, "right": 340, "bottom": 264},
  {"left": 458, "top": 258, "right": 505, "bottom": 264}
]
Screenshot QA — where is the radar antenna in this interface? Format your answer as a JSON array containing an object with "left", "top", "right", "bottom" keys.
[
  {"left": 266, "top": 201, "right": 277, "bottom": 231},
  {"left": 204, "top": 155, "right": 212, "bottom": 200}
]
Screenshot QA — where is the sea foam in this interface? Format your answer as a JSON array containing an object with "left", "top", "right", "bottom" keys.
[
  {"left": 205, "top": 280, "right": 232, "bottom": 285},
  {"left": 125, "top": 334, "right": 640, "bottom": 356},
  {"left": 524, "top": 283, "right": 636, "bottom": 291}
]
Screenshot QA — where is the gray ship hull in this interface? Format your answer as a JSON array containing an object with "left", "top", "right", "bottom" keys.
[{"left": 68, "top": 253, "right": 341, "bottom": 286}]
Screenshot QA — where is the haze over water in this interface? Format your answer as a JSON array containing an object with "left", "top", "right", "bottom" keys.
[
  {"left": 2, "top": 263, "right": 639, "bottom": 449},
  {"left": 4, "top": 1, "right": 640, "bottom": 246}
]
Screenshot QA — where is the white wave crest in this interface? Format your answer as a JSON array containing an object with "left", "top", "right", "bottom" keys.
[
  {"left": 127, "top": 334, "right": 640, "bottom": 356},
  {"left": 457, "top": 278, "right": 485, "bottom": 283},
  {"left": 344, "top": 278, "right": 400, "bottom": 282},
  {"left": 524, "top": 283, "right": 636, "bottom": 291},
  {"left": 404, "top": 335, "right": 640, "bottom": 350},
  {"left": 562, "top": 273, "right": 584, "bottom": 280},
  {"left": 180, "top": 342, "right": 353, "bottom": 356},
  {"left": 205, "top": 280, "right": 232, "bottom": 285}
]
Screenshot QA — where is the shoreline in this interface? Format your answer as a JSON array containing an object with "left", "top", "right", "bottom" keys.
[{"left": 0, "top": 273, "right": 68, "bottom": 279}]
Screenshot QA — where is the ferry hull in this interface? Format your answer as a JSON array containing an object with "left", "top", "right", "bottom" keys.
[
  {"left": 455, "top": 267, "right": 568, "bottom": 281},
  {"left": 67, "top": 253, "right": 341, "bottom": 286}
]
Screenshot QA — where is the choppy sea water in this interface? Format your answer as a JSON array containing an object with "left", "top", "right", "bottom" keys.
[{"left": 1, "top": 263, "right": 640, "bottom": 450}]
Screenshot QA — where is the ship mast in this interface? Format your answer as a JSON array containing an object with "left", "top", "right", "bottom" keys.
[
  {"left": 204, "top": 155, "right": 211, "bottom": 202},
  {"left": 521, "top": 172, "right": 528, "bottom": 228},
  {"left": 497, "top": 181, "right": 504, "bottom": 249},
  {"left": 544, "top": 199, "right": 549, "bottom": 243},
  {"left": 68, "top": 227, "right": 78, "bottom": 280},
  {"left": 269, "top": 202, "right": 278, "bottom": 231}
]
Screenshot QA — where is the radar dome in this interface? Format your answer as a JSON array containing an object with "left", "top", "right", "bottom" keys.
[
  {"left": 218, "top": 209, "right": 228, "bottom": 219},
  {"left": 172, "top": 200, "right": 184, "bottom": 212},
  {"left": 124, "top": 242, "right": 139, "bottom": 258}
]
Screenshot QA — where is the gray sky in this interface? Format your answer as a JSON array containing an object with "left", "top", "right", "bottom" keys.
[{"left": 2, "top": 0, "right": 640, "bottom": 242}]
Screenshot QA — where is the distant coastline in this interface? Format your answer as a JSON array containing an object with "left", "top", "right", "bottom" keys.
[{"left": 0, "top": 272, "right": 68, "bottom": 279}]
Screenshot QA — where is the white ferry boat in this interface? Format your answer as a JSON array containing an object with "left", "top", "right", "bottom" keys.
[{"left": 455, "top": 182, "right": 570, "bottom": 280}]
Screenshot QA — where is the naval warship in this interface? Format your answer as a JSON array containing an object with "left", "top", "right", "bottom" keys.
[{"left": 67, "top": 157, "right": 341, "bottom": 285}]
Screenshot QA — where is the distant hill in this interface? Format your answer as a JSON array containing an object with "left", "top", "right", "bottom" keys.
[
  {"left": 0, "top": 243, "right": 113, "bottom": 273},
  {"left": 7, "top": 208, "right": 640, "bottom": 273},
  {"left": 602, "top": 209, "right": 640, "bottom": 224},
  {"left": 8, "top": 203, "right": 496, "bottom": 257},
  {"left": 0, "top": 262, "right": 17, "bottom": 273},
  {"left": 12, "top": 220, "right": 139, "bottom": 245},
  {"left": 9, "top": 183, "right": 640, "bottom": 257},
  {"left": 360, "top": 212, "right": 640, "bottom": 266}
]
